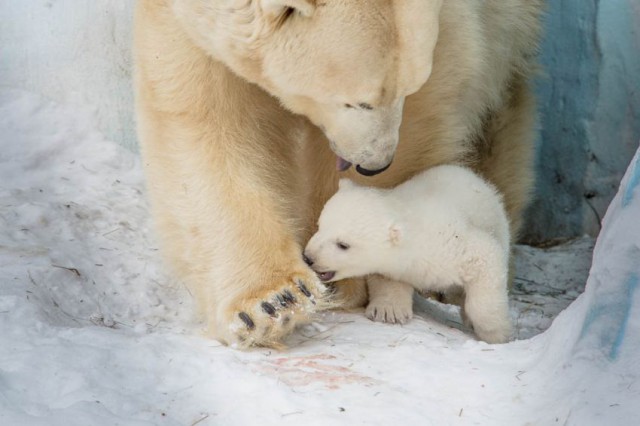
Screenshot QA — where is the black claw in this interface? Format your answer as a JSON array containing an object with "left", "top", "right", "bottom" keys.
[
  {"left": 275, "top": 294, "right": 287, "bottom": 307},
  {"left": 282, "top": 290, "right": 296, "bottom": 305},
  {"left": 297, "top": 280, "right": 312, "bottom": 298},
  {"left": 238, "top": 312, "right": 255, "bottom": 330},
  {"left": 261, "top": 302, "right": 277, "bottom": 317}
]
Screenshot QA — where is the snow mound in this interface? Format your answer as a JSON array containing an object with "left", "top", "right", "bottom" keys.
[{"left": 0, "top": 90, "right": 637, "bottom": 425}]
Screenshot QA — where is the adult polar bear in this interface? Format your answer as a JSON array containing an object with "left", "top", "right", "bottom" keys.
[{"left": 134, "top": 0, "right": 543, "bottom": 348}]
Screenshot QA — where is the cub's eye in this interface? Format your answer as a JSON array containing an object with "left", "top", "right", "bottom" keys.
[
  {"left": 336, "top": 241, "right": 350, "bottom": 250},
  {"left": 344, "top": 103, "right": 354, "bottom": 109},
  {"left": 275, "top": 7, "right": 295, "bottom": 27}
]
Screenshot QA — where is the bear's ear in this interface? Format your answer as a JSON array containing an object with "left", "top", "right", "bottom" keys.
[
  {"left": 338, "top": 178, "right": 356, "bottom": 191},
  {"left": 388, "top": 223, "right": 402, "bottom": 246},
  {"left": 262, "top": 0, "right": 315, "bottom": 18}
]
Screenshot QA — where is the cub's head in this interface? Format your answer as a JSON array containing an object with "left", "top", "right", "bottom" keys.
[
  {"left": 173, "top": 0, "right": 442, "bottom": 175},
  {"left": 304, "top": 179, "right": 402, "bottom": 282}
]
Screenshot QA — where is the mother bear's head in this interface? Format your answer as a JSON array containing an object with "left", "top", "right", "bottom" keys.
[{"left": 173, "top": 0, "right": 443, "bottom": 175}]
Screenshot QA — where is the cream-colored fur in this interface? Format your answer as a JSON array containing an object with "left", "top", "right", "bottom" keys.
[
  {"left": 305, "top": 166, "right": 513, "bottom": 343},
  {"left": 134, "top": 0, "right": 542, "bottom": 348}
]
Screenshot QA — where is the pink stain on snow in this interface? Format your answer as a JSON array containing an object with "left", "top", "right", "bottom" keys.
[{"left": 256, "top": 354, "right": 377, "bottom": 390}]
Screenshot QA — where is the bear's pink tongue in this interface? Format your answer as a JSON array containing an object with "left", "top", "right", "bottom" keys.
[{"left": 336, "top": 156, "right": 352, "bottom": 172}]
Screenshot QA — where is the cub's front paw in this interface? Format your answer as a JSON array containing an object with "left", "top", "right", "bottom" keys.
[
  {"left": 365, "top": 297, "right": 413, "bottom": 324},
  {"left": 225, "top": 272, "right": 329, "bottom": 349},
  {"left": 365, "top": 276, "right": 414, "bottom": 324}
]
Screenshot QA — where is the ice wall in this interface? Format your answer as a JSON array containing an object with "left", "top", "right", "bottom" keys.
[
  {"left": 1, "top": 1, "right": 638, "bottom": 241},
  {"left": 524, "top": 0, "right": 640, "bottom": 242}
]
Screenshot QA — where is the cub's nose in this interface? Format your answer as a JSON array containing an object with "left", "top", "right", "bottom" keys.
[{"left": 302, "top": 253, "right": 314, "bottom": 267}]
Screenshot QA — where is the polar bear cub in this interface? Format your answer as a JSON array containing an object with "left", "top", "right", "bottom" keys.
[{"left": 304, "top": 165, "right": 512, "bottom": 343}]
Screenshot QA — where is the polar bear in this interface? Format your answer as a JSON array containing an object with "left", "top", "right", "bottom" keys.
[
  {"left": 134, "top": 0, "right": 543, "bottom": 348},
  {"left": 304, "top": 165, "right": 512, "bottom": 343}
]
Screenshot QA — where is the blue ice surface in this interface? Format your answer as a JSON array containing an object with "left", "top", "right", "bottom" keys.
[
  {"left": 622, "top": 153, "right": 640, "bottom": 207},
  {"left": 609, "top": 273, "right": 639, "bottom": 360},
  {"left": 577, "top": 272, "right": 637, "bottom": 361},
  {"left": 577, "top": 149, "right": 640, "bottom": 361}
]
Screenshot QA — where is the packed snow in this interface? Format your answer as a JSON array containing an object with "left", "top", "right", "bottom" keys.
[{"left": 0, "top": 90, "right": 638, "bottom": 425}]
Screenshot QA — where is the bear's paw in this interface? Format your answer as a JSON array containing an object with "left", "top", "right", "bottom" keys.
[{"left": 225, "top": 273, "right": 331, "bottom": 349}]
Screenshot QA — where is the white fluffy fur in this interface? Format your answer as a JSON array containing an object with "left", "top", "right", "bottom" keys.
[
  {"left": 134, "top": 0, "right": 542, "bottom": 348},
  {"left": 305, "top": 165, "right": 513, "bottom": 343}
]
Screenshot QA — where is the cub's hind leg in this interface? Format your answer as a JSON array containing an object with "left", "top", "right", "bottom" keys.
[{"left": 460, "top": 233, "right": 512, "bottom": 343}]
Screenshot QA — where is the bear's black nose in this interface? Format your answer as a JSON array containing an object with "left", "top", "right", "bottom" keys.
[
  {"left": 356, "top": 161, "right": 392, "bottom": 176},
  {"left": 303, "top": 253, "right": 314, "bottom": 267}
]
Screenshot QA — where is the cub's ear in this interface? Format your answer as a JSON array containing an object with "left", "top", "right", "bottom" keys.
[
  {"left": 262, "top": 0, "right": 315, "bottom": 18},
  {"left": 388, "top": 224, "right": 402, "bottom": 246},
  {"left": 338, "top": 178, "right": 356, "bottom": 191}
]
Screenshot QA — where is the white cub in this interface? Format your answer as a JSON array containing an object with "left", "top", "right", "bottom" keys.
[{"left": 304, "top": 165, "right": 512, "bottom": 344}]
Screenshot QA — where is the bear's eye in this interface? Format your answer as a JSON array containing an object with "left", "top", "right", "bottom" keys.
[
  {"left": 344, "top": 103, "right": 374, "bottom": 111},
  {"left": 336, "top": 241, "right": 350, "bottom": 250}
]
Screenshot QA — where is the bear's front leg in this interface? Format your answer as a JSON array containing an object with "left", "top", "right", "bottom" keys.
[
  {"left": 144, "top": 139, "right": 330, "bottom": 348},
  {"left": 170, "top": 157, "right": 329, "bottom": 349},
  {"left": 189, "top": 148, "right": 330, "bottom": 349}
]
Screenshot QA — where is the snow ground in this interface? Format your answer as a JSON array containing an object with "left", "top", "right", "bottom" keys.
[{"left": 0, "top": 90, "right": 637, "bottom": 425}]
